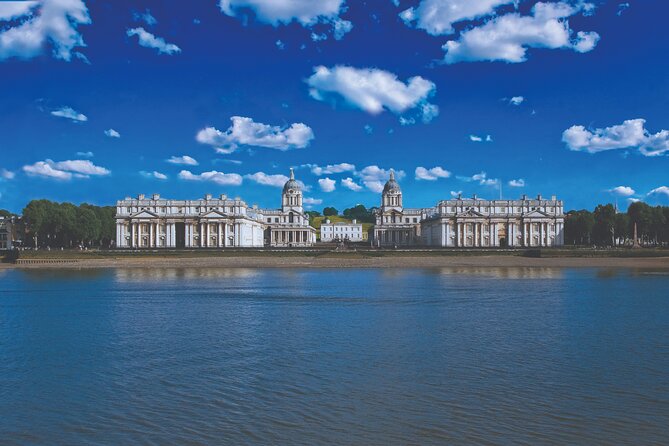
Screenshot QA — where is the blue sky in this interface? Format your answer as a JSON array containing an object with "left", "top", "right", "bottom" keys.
[{"left": 1, "top": 0, "right": 668, "bottom": 213}]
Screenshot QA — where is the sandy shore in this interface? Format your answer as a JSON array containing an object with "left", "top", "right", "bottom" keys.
[{"left": 4, "top": 255, "right": 669, "bottom": 270}]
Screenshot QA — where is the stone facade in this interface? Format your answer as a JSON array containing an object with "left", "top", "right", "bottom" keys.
[
  {"left": 320, "top": 219, "right": 364, "bottom": 242},
  {"left": 115, "top": 169, "right": 315, "bottom": 248},
  {"left": 373, "top": 172, "right": 565, "bottom": 248},
  {"left": 0, "top": 217, "right": 13, "bottom": 250}
]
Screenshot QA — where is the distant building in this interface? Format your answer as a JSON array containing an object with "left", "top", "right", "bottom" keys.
[
  {"left": 115, "top": 169, "right": 316, "bottom": 248},
  {"left": 320, "top": 219, "right": 364, "bottom": 242},
  {"left": 0, "top": 217, "right": 13, "bottom": 250},
  {"left": 373, "top": 172, "right": 565, "bottom": 248}
]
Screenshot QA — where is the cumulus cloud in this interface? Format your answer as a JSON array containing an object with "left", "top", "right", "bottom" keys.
[
  {"left": 306, "top": 162, "right": 355, "bottom": 176},
  {"left": 415, "top": 166, "right": 451, "bottom": 181},
  {"left": 303, "top": 197, "right": 323, "bottom": 205},
  {"left": 75, "top": 151, "right": 93, "bottom": 157},
  {"left": 140, "top": 170, "right": 167, "bottom": 180},
  {"left": 617, "top": 2, "right": 630, "bottom": 16},
  {"left": 127, "top": 27, "right": 180, "bottom": 55},
  {"left": 508, "top": 178, "right": 525, "bottom": 187},
  {"left": 562, "top": 118, "right": 669, "bottom": 156},
  {"left": 356, "top": 165, "right": 405, "bottom": 193},
  {"left": 178, "top": 170, "right": 243, "bottom": 186},
  {"left": 51, "top": 106, "right": 87, "bottom": 122},
  {"left": 442, "top": 2, "right": 600, "bottom": 64},
  {"left": 341, "top": 177, "right": 363, "bottom": 191},
  {"left": 243, "top": 171, "right": 309, "bottom": 190},
  {"left": 167, "top": 155, "right": 198, "bottom": 166},
  {"left": 609, "top": 186, "right": 635, "bottom": 197},
  {"left": 307, "top": 65, "right": 438, "bottom": 123},
  {"left": 133, "top": 9, "right": 157, "bottom": 26},
  {"left": 450, "top": 190, "right": 463, "bottom": 198},
  {"left": 400, "top": 0, "right": 514, "bottom": 35},
  {"left": 318, "top": 177, "right": 336, "bottom": 192},
  {"left": 648, "top": 186, "right": 669, "bottom": 198},
  {"left": 509, "top": 96, "right": 525, "bottom": 105},
  {"left": 0, "top": 168, "right": 15, "bottom": 180},
  {"left": 458, "top": 171, "right": 499, "bottom": 186},
  {"left": 197, "top": 116, "right": 314, "bottom": 152},
  {"left": 0, "top": 0, "right": 91, "bottom": 61},
  {"left": 23, "top": 159, "right": 110, "bottom": 180},
  {"left": 104, "top": 128, "right": 120, "bottom": 138}
]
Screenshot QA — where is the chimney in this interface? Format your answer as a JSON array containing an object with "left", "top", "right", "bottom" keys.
[
  {"left": 522, "top": 194, "right": 527, "bottom": 200},
  {"left": 472, "top": 194, "right": 477, "bottom": 200},
  {"left": 352, "top": 219, "right": 357, "bottom": 224},
  {"left": 152, "top": 193, "right": 160, "bottom": 200},
  {"left": 537, "top": 194, "right": 542, "bottom": 200},
  {"left": 253, "top": 204, "right": 258, "bottom": 209},
  {"left": 551, "top": 195, "right": 556, "bottom": 201},
  {"left": 325, "top": 219, "right": 331, "bottom": 224},
  {"left": 220, "top": 194, "right": 227, "bottom": 200},
  {"left": 205, "top": 193, "right": 212, "bottom": 200},
  {"left": 138, "top": 194, "right": 145, "bottom": 200}
]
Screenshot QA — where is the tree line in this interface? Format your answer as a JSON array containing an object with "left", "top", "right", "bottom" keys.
[
  {"left": 565, "top": 201, "right": 669, "bottom": 246},
  {"left": 19, "top": 200, "right": 116, "bottom": 248}
]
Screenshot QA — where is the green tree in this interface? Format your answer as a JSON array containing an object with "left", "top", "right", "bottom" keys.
[
  {"left": 23, "top": 199, "right": 52, "bottom": 247},
  {"left": 614, "top": 213, "right": 630, "bottom": 246},
  {"left": 592, "top": 204, "right": 616, "bottom": 246},
  {"left": 627, "top": 201, "right": 653, "bottom": 244},
  {"left": 75, "top": 206, "right": 101, "bottom": 247},
  {"left": 564, "top": 209, "right": 595, "bottom": 245},
  {"left": 323, "top": 207, "right": 338, "bottom": 216},
  {"left": 343, "top": 204, "right": 375, "bottom": 223}
]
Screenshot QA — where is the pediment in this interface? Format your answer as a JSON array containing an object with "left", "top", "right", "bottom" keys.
[
  {"left": 130, "top": 210, "right": 158, "bottom": 219},
  {"left": 456, "top": 209, "right": 484, "bottom": 218},
  {"left": 524, "top": 210, "right": 550, "bottom": 218},
  {"left": 200, "top": 210, "right": 228, "bottom": 219}
]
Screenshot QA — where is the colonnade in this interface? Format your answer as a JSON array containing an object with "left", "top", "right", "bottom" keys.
[{"left": 270, "top": 229, "right": 314, "bottom": 246}]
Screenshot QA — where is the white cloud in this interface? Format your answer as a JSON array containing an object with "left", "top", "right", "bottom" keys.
[
  {"left": 219, "top": 0, "right": 345, "bottom": 25},
  {"left": 563, "top": 118, "right": 669, "bottom": 156},
  {"left": 178, "top": 169, "right": 243, "bottom": 186},
  {"left": 275, "top": 39, "right": 285, "bottom": 50},
  {"left": 356, "top": 165, "right": 405, "bottom": 193},
  {"left": 458, "top": 171, "right": 499, "bottom": 186},
  {"left": 442, "top": 2, "right": 600, "bottom": 64},
  {"left": 311, "top": 32, "right": 327, "bottom": 42},
  {"left": 415, "top": 166, "right": 451, "bottom": 181},
  {"left": 318, "top": 177, "right": 336, "bottom": 192},
  {"left": 509, "top": 96, "right": 525, "bottom": 105},
  {"left": 104, "top": 128, "right": 120, "bottom": 138},
  {"left": 245, "top": 171, "right": 286, "bottom": 188},
  {"left": 400, "top": 0, "right": 514, "bottom": 36},
  {"left": 76, "top": 151, "right": 93, "bottom": 157},
  {"left": 307, "top": 65, "right": 438, "bottom": 123},
  {"left": 0, "top": 168, "right": 15, "bottom": 180},
  {"left": 332, "top": 18, "right": 353, "bottom": 40},
  {"left": 197, "top": 116, "right": 314, "bottom": 152},
  {"left": 140, "top": 170, "right": 167, "bottom": 180},
  {"left": 648, "top": 186, "right": 669, "bottom": 198},
  {"left": 23, "top": 159, "right": 110, "bottom": 180},
  {"left": 450, "top": 190, "right": 463, "bottom": 198},
  {"left": 0, "top": 0, "right": 90, "bottom": 61},
  {"left": 51, "top": 106, "right": 87, "bottom": 122},
  {"left": 609, "top": 186, "right": 635, "bottom": 197},
  {"left": 167, "top": 155, "right": 199, "bottom": 166},
  {"left": 127, "top": 27, "right": 180, "bottom": 55},
  {"left": 341, "top": 177, "right": 363, "bottom": 191},
  {"left": 303, "top": 197, "right": 323, "bottom": 205},
  {"left": 508, "top": 178, "right": 525, "bottom": 187},
  {"left": 627, "top": 197, "right": 640, "bottom": 204},
  {"left": 133, "top": 9, "right": 157, "bottom": 26},
  {"left": 617, "top": 3, "right": 630, "bottom": 16},
  {"left": 307, "top": 162, "right": 355, "bottom": 176},
  {"left": 470, "top": 134, "right": 493, "bottom": 142}
]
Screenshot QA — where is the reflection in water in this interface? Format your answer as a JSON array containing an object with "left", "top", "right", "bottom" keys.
[
  {"left": 113, "top": 267, "right": 260, "bottom": 282},
  {"left": 436, "top": 266, "right": 566, "bottom": 279},
  {"left": 1, "top": 267, "right": 668, "bottom": 445}
]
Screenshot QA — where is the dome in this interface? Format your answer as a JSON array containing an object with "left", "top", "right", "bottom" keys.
[
  {"left": 382, "top": 170, "right": 401, "bottom": 194},
  {"left": 283, "top": 168, "right": 301, "bottom": 193}
]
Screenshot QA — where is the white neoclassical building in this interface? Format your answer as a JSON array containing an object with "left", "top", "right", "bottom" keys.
[
  {"left": 115, "top": 169, "right": 316, "bottom": 249},
  {"left": 320, "top": 219, "right": 364, "bottom": 242},
  {"left": 373, "top": 172, "right": 565, "bottom": 248}
]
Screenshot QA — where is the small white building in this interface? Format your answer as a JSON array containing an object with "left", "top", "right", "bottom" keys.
[
  {"left": 0, "top": 217, "right": 13, "bottom": 250},
  {"left": 320, "top": 219, "right": 364, "bottom": 242}
]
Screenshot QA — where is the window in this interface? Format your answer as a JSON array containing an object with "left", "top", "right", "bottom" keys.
[{"left": 413, "top": 218, "right": 418, "bottom": 223}]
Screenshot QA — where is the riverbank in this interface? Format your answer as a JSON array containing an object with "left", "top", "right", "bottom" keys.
[{"left": 3, "top": 250, "right": 669, "bottom": 269}]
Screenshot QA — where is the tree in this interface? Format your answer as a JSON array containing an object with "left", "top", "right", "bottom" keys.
[
  {"left": 614, "top": 213, "right": 630, "bottom": 246},
  {"left": 23, "top": 199, "right": 51, "bottom": 247},
  {"left": 323, "top": 207, "right": 338, "bottom": 216},
  {"left": 564, "top": 210, "right": 595, "bottom": 245},
  {"left": 627, "top": 201, "right": 653, "bottom": 244},
  {"left": 592, "top": 204, "right": 616, "bottom": 246},
  {"left": 343, "top": 204, "right": 375, "bottom": 223}
]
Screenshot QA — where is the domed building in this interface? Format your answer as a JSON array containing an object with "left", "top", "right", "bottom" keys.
[
  {"left": 372, "top": 171, "right": 430, "bottom": 247},
  {"left": 260, "top": 168, "right": 316, "bottom": 247}
]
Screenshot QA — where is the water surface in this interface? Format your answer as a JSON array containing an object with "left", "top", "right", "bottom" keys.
[{"left": 1, "top": 267, "right": 668, "bottom": 445}]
